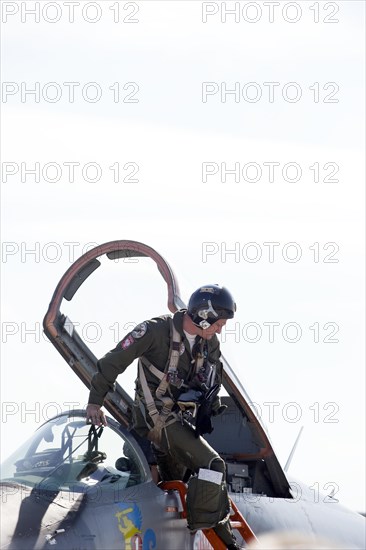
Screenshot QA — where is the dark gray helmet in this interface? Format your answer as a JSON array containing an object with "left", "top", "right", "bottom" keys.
[{"left": 187, "top": 285, "right": 236, "bottom": 329}]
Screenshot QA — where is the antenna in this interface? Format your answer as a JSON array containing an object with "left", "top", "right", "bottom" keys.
[{"left": 284, "top": 426, "right": 304, "bottom": 473}]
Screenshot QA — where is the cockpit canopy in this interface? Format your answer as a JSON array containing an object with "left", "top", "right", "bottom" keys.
[{"left": 1, "top": 411, "right": 148, "bottom": 493}]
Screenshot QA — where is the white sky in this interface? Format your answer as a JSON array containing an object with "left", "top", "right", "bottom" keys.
[{"left": 1, "top": 0, "right": 365, "bottom": 514}]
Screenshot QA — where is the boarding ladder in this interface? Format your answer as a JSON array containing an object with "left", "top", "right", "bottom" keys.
[{"left": 160, "top": 480, "right": 258, "bottom": 549}]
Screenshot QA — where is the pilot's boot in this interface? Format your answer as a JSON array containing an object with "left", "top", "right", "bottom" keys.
[{"left": 213, "top": 518, "right": 238, "bottom": 548}]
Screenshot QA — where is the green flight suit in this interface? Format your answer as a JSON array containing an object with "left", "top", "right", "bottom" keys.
[{"left": 88, "top": 310, "right": 236, "bottom": 547}]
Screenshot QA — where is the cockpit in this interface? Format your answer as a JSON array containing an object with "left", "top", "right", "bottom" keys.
[{"left": 0, "top": 411, "right": 148, "bottom": 493}]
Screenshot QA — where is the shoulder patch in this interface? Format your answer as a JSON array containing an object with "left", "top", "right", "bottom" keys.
[
  {"left": 121, "top": 335, "right": 135, "bottom": 349},
  {"left": 132, "top": 322, "right": 147, "bottom": 339}
]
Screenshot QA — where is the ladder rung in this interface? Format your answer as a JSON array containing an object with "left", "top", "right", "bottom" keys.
[
  {"left": 230, "top": 521, "right": 244, "bottom": 529},
  {"left": 159, "top": 480, "right": 258, "bottom": 546}
]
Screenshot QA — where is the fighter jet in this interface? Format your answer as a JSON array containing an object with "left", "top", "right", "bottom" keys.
[{"left": 1, "top": 240, "right": 365, "bottom": 549}]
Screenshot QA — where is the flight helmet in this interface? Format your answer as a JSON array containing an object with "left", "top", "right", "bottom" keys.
[{"left": 187, "top": 284, "right": 236, "bottom": 329}]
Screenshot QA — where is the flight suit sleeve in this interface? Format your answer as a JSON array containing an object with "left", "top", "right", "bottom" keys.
[{"left": 88, "top": 321, "right": 154, "bottom": 406}]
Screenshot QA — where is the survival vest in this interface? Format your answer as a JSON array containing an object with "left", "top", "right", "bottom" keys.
[{"left": 137, "top": 318, "right": 208, "bottom": 446}]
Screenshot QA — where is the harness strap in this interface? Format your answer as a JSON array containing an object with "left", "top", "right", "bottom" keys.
[
  {"left": 155, "top": 318, "right": 182, "bottom": 399},
  {"left": 138, "top": 358, "right": 178, "bottom": 448},
  {"left": 169, "top": 319, "right": 181, "bottom": 371},
  {"left": 140, "top": 357, "right": 165, "bottom": 381},
  {"left": 138, "top": 360, "right": 160, "bottom": 426},
  {"left": 195, "top": 346, "right": 205, "bottom": 372}
]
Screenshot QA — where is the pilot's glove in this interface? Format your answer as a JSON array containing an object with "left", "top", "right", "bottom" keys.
[
  {"left": 212, "top": 404, "right": 228, "bottom": 416},
  {"left": 195, "top": 384, "right": 220, "bottom": 438},
  {"left": 211, "top": 396, "right": 228, "bottom": 416},
  {"left": 86, "top": 403, "right": 107, "bottom": 426}
]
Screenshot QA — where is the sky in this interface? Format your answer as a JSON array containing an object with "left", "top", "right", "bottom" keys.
[{"left": 1, "top": 1, "right": 365, "bottom": 514}]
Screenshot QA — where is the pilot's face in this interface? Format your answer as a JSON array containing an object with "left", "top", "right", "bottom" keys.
[{"left": 201, "top": 319, "right": 227, "bottom": 340}]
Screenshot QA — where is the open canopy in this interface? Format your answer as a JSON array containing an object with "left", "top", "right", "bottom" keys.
[{"left": 43, "top": 240, "right": 291, "bottom": 498}]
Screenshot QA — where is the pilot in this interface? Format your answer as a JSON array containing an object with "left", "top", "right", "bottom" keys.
[{"left": 86, "top": 285, "right": 241, "bottom": 550}]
